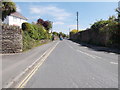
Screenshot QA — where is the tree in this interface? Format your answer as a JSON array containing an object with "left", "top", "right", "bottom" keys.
[
  {"left": 53, "top": 32, "right": 59, "bottom": 36},
  {"left": 59, "top": 32, "right": 67, "bottom": 38},
  {"left": 37, "top": 18, "right": 44, "bottom": 25},
  {"left": 37, "top": 18, "right": 52, "bottom": 31},
  {"left": 43, "top": 20, "right": 52, "bottom": 31},
  {"left": 116, "top": 4, "right": 120, "bottom": 23},
  {"left": 2, "top": 0, "right": 16, "bottom": 21}
]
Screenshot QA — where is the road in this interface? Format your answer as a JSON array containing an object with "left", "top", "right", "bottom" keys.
[
  {"left": 23, "top": 40, "right": 118, "bottom": 88},
  {"left": 2, "top": 41, "right": 58, "bottom": 87}
]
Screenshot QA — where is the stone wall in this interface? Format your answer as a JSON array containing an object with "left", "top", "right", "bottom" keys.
[
  {"left": 1, "top": 24, "right": 22, "bottom": 53},
  {"left": 70, "top": 29, "right": 113, "bottom": 47}
]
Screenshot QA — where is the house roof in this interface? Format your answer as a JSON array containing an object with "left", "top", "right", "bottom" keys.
[{"left": 10, "top": 12, "right": 28, "bottom": 20}]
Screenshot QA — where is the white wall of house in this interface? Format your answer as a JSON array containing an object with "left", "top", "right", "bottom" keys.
[
  {"left": 3, "top": 16, "right": 9, "bottom": 24},
  {"left": 3, "top": 16, "right": 27, "bottom": 28}
]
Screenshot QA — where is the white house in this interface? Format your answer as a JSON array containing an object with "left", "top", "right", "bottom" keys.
[{"left": 3, "top": 12, "right": 27, "bottom": 28}]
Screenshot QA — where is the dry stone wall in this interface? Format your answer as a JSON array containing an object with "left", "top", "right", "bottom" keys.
[
  {"left": 1, "top": 24, "right": 22, "bottom": 53},
  {"left": 70, "top": 29, "right": 112, "bottom": 47}
]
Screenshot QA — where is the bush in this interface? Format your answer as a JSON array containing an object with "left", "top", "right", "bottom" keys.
[
  {"left": 22, "top": 31, "right": 35, "bottom": 51},
  {"left": 22, "top": 22, "right": 52, "bottom": 51},
  {"left": 22, "top": 22, "right": 49, "bottom": 40},
  {"left": 22, "top": 22, "right": 33, "bottom": 31},
  {"left": 70, "top": 29, "right": 78, "bottom": 34}
]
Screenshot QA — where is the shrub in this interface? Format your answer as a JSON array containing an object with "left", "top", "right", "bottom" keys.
[
  {"left": 22, "top": 22, "right": 33, "bottom": 31},
  {"left": 22, "top": 31, "right": 35, "bottom": 51},
  {"left": 22, "top": 22, "right": 52, "bottom": 51},
  {"left": 70, "top": 29, "right": 78, "bottom": 34}
]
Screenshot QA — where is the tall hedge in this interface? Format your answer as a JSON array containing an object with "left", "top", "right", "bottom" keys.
[{"left": 22, "top": 22, "right": 52, "bottom": 51}]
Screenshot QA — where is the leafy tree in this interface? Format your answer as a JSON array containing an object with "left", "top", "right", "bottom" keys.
[
  {"left": 37, "top": 18, "right": 52, "bottom": 31},
  {"left": 1, "top": 0, "right": 16, "bottom": 21},
  {"left": 43, "top": 20, "right": 52, "bottom": 31},
  {"left": 53, "top": 32, "right": 59, "bottom": 36},
  {"left": 37, "top": 18, "right": 44, "bottom": 25},
  {"left": 59, "top": 32, "right": 67, "bottom": 38},
  {"left": 116, "top": 5, "right": 120, "bottom": 23}
]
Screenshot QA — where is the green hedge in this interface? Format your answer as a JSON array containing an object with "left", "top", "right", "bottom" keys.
[
  {"left": 22, "top": 31, "right": 35, "bottom": 51},
  {"left": 22, "top": 22, "right": 52, "bottom": 51}
]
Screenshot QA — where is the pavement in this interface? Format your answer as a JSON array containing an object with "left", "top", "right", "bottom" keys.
[
  {"left": 2, "top": 41, "right": 58, "bottom": 87},
  {"left": 22, "top": 40, "right": 118, "bottom": 88}
]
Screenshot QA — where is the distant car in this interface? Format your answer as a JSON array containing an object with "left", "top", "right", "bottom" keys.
[
  {"left": 59, "top": 35, "right": 63, "bottom": 40},
  {"left": 60, "top": 37, "right": 63, "bottom": 40}
]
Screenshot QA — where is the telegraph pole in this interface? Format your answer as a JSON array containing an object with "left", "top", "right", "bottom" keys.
[
  {"left": 69, "top": 28, "right": 70, "bottom": 34},
  {"left": 69, "top": 28, "right": 70, "bottom": 38},
  {"left": 77, "top": 11, "right": 79, "bottom": 32}
]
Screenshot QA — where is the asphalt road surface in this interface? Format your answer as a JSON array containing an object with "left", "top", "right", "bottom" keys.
[
  {"left": 2, "top": 41, "right": 58, "bottom": 87},
  {"left": 24, "top": 40, "right": 118, "bottom": 88}
]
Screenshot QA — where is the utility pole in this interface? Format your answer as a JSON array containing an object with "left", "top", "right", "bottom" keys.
[
  {"left": 77, "top": 11, "right": 79, "bottom": 32},
  {"left": 69, "top": 28, "right": 70, "bottom": 34},
  {"left": 69, "top": 28, "right": 70, "bottom": 38}
]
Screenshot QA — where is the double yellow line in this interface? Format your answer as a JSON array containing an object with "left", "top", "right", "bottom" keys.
[{"left": 17, "top": 41, "right": 59, "bottom": 88}]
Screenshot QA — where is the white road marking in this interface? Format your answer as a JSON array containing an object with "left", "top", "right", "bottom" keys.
[
  {"left": 110, "top": 62, "right": 118, "bottom": 65},
  {"left": 67, "top": 42, "right": 102, "bottom": 59},
  {"left": 66, "top": 42, "right": 74, "bottom": 50},
  {"left": 76, "top": 50, "right": 96, "bottom": 59},
  {"left": 69, "top": 45, "right": 74, "bottom": 49},
  {"left": 109, "top": 53, "right": 115, "bottom": 55},
  {"left": 93, "top": 55, "right": 102, "bottom": 59},
  {"left": 83, "top": 47, "right": 87, "bottom": 48},
  {"left": 67, "top": 41, "right": 118, "bottom": 64}
]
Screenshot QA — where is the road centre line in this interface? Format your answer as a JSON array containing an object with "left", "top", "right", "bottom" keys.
[{"left": 17, "top": 41, "right": 60, "bottom": 88}]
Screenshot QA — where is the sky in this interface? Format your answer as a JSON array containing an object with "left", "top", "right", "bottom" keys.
[{"left": 15, "top": 2, "right": 118, "bottom": 34}]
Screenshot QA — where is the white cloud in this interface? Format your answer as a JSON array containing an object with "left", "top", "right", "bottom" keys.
[
  {"left": 53, "top": 21, "right": 64, "bottom": 25},
  {"left": 30, "top": 5, "right": 71, "bottom": 21},
  {"left": 16, "top": 5, "right": 21, "bottom": 12}
]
